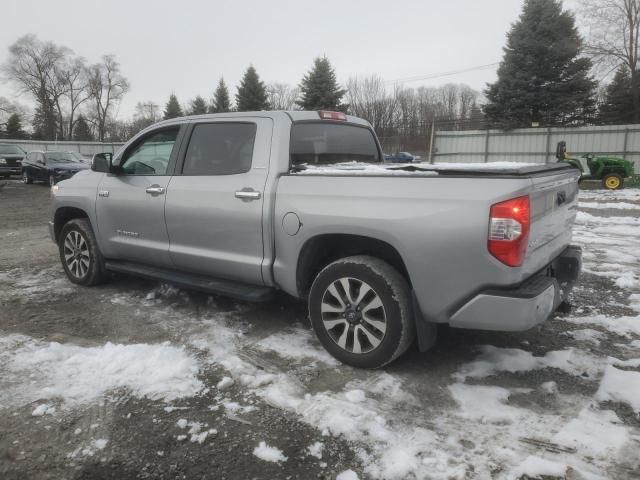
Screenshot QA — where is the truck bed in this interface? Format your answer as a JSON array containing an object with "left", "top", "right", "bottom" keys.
[
  {"left": 292, "top": 161, "right": 577, "bottom": 177},
  {"left": 276, "top": 162, "right": 581, "bottom": 325}
]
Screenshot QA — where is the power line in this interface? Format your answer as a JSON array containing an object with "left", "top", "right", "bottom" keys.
[{"left": 385, "top": 63, "right": 500, "bottom": 85}]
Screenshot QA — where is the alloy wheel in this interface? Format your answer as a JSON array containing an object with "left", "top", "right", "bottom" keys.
[
  {"left": 63, "top": 230, "right": 90, "bottom": 279},
  {"left": 320, "top": 277, "right": 387, "bottom": 354}
]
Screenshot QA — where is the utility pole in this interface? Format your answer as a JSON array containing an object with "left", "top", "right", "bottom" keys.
[{"left": 428, "top": 120, "right": 436, "bottom": 164}]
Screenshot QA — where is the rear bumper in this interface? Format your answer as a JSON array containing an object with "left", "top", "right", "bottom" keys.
[{"left": 448, "top": 245, "right": 582, "bottom": 331}]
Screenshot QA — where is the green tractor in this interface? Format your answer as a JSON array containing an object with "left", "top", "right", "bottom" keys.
[{"left": 556, "top": 141, "right": 635, "bottom": 190}]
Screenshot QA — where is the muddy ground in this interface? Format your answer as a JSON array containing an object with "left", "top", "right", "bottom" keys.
[{"left": 0, "top": 179, "right": 639, "bottom": 480}]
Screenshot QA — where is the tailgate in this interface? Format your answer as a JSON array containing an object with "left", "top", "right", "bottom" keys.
[{"left": 524, "top": 169, "right": 580, "bottom": 276}]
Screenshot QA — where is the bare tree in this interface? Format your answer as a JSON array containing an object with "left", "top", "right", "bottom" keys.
[
  {"left": 346, "top": 75, "right": 398, "bottom": 138},
  {"left": 57, "top": 56, "right": 92, "bottom": 139},
  {"left": 128, "top": 101, "right": 160, "bottom": 135},
  {"left": 87, "top": 55, "right": 129, "bottom": 142},
  {"left": 579, "top": 0, "right": 640, "bottom": 120},
  {"left": 2, "top": 34, "right": 68, "bottom": 139},
  {"left": 267, "top": 83, "right": 299, "bottom": 110}
]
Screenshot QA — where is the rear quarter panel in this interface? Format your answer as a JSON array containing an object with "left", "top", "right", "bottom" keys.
[{"left": 274, "top": 174, "right": 546, "bottom": 323}]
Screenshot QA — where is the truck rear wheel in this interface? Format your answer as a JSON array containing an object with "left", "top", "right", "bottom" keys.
[
  {"left": 602, "top": 173, "right": 623, "bottom": 190},
  {"left": 59, "top": 218, "right": 109, "bottom": 286},
  {"left": 308, "top": 255, "right": 415, "bottom": 368}
]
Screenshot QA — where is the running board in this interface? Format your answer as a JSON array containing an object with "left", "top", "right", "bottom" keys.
[{"left": 104, "top": 260, "right": 274, "bottom": 302}]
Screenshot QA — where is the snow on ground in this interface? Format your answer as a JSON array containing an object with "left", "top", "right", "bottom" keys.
[
  {"left": 577, "top": 189, "right": 640, "bottom": 201},
  {"left": 453, "top": 345, "right": 604, "bottom": 380},
  {"left": 578, "top": 201, "right": 640, "bottom": 210},
  {"left": 0, "top": 335, "right": 203, "bottom": 406},
  {"left": 336, "top": 470, "right": 360, "bottom": 480},
  {"left": 254, "top": 328, "right": 340, "bottom": 365},
  {"left": 252, "top": 441, "right": 287, "bottom": 463},
  {"left": 1, "top": 187, "right": 639, "bottom": 478},
  {"left": 595, "top": 366, "right": 640, "bottom": 412}
]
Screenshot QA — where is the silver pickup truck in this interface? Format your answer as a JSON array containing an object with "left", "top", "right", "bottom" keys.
[{"left": 49, "top": 111, "right": 581, "bottom": 368}]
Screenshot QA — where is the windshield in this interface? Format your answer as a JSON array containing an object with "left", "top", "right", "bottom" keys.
[
  {"left": 45, "top": 152, "right": 76, "bottom": 163},
  {"left": 69, "top": 152, "right": 89, "bottom": 162},
  {"left": 0, "top": 145, "right": 24, "bottom": 155},
  {"left": 290, "top": 122, "right": 381, "bottom": 166}
]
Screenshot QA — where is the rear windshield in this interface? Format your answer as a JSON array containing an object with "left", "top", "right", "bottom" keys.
[
  {"left": 45, "top": 152, "right": 75, "bottom": 163},
  {"left": 290, "top": 122, "right": 381, "bottom": 166}
]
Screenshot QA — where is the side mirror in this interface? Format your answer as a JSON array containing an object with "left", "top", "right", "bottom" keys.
[
  {"left": 91, "top": 152, "right": 113, "bottom": 173},
  {"left": 37, "top": 159, "right": 45, "bottom": 165}
]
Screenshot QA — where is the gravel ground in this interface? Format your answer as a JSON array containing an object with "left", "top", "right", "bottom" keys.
[{"left": 0, "top": 179, "right": 639, "bottom": 480}]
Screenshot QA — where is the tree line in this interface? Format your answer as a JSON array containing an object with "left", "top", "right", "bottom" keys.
[{"left": 0, "top": 0, "right": 638, "bottom": 143}]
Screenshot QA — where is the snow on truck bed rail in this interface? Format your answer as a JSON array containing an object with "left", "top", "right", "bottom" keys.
[{"left": 292, "top": 161, "right": 541, "bottom": 175}]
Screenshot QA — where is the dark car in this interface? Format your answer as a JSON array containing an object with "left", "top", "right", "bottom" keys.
[
  {"left": 383, "top": 151, "right": 421, "bottom": 163},
  {"left": 0, "top": 144, "right": 26, "bottom": 178},
  {"left": 22, "top": 151, "right": 90, "bottom": 186}
]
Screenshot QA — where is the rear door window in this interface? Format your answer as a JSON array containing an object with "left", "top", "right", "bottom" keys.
[
  {"left": 290, "top": 122, "right": 381, "bottom": 166},
  {"left": 182, "top": 123, "right": 257, "bottom": 175}
]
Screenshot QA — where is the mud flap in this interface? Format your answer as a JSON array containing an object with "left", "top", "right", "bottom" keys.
[{"left": 412, "top": 292, "right": 438, "bottom": 352}]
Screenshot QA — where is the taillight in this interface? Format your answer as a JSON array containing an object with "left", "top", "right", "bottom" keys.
[
  {"left": 488, "top": 195, "right": 530, "bottom": 267},
  {"left": 318, "top": 111, "right": 347, "bottom": 121}
]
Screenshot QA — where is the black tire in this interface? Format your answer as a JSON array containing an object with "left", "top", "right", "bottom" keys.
[
  {"left": 22, "top": 171, "right": 32, "bottom": 184},
  {"left": 602, "top": 173, "right": 624, "bottom": 190},
  {"left": 308, "top": 255, "right": 415, "bottom": 368},
  {"left": 59, "top": 218, "right": 109, "bottom": 286}
]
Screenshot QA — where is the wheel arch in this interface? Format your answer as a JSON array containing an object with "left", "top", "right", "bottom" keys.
[
  {"left": 295, "top": 233, "right": 410, "bottom": 298},
  {"left": 53, "top": 207, "right": 90, "bottom": 244}
]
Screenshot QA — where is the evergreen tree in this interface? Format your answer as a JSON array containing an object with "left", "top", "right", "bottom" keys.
[
  {"left": 189, "top": 95, "right": 208, "bottom": 115},
  {"left": 467, "top": 103, "right": 485, "bottom": 130},
  {"left": 32, "top": 94, "right": 58, "bottom": 140},
  {"left": 598, "top": 66, "right": 635, "bottom": 125},
  {"left": 210, "top": 77, "right": 231, "bottom": 113},
  {"left": 483, "top": 0, "right": 596, "bottom": 128},
  {"left": 297, "top": 56, "right": 347, "bottom": 112},
  {"left": 73, "top": 114, "right": 94, "bottom": 141},
  {"left": 163, "top": 93, "right": 183, "bottom": 120},
  {"left": 5, "top": 113, "right": 26, "bottom": 139},
  {"left": 235, "top": 66, "right": 269, "bottom": 112}
]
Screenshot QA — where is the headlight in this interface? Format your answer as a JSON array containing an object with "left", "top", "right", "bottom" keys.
[
  {"left": 0, "top": 158, "right": 6, "bottom": 164},
  {"left": 53, "top": 168, "right": 62, "bottom": 174}
]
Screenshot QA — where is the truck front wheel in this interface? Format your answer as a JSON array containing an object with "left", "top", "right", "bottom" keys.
[
  {"left": 59, "top": 218, "right": 109, "bottom": 286},
  {"left": 308, "top": 255, "right": 415, "bottom": 368},
  {"left": 602, "top": 173, "right": 623, "bottom": 190}
]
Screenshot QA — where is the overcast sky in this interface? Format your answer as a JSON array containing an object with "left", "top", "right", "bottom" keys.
[{"left": 1, "top": 0, "right": 527, "bottom": 118}]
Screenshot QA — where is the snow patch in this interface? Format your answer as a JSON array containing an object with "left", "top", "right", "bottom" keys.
[
  {"left": 31, "top": 404, "right": 55, "bottom": 416},
  {"left": 1, "top": 336, "right": 202, "bottom": 405},
  {"left": 454, "top": 346, "right": 602, "bottom": 380},
  {"left": 216, "top": 376, "right": 234, "bottom": 390},
  {"left": 255, "top": 328, "right": 339, "bottom": 365},
  {"left": 596, "top": 365, "right": 640, "bottom": 412},
  {"left": 448, "top": 383, "right": 522, "bottom": 424},
  {"left": 336, "top": 470, "right": 359, "bottom": 480},
  {"left": 307, "top": 441, "right": 324, "bottom": 459},
  {"left": 553, "top": 406, "right": 628, "bottom": 457},
  {"left": 252, "top": 441, "right": 287, "bottom": 463}
]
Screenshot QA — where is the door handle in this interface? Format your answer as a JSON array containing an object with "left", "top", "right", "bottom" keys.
[
  {"left": 235, "top": 189, "right": 261, "bottom": 201},
  {"left": 145, "top": 185, "right": 165, "bottom": 195}
]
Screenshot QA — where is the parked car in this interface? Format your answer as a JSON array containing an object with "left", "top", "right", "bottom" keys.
[
  {"left": 68, "top": 151, "right": 92, "bottom": 164},
  {"left": 49, "top": 111, "right": 581, "bottom": 368},
  {"left": 22, "top": 151, "right": 90, "bottom": 186},
  {"left": 384, "top": 151, "right": 420, "bottom": 163},
  {"left": 0, "top": 143, "right": 26, "bottom": 178}
]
